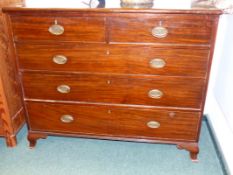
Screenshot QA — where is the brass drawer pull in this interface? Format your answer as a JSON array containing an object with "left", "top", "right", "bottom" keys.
[
  {"left": 147, "top": 121, "right": 160, "bottom": 129},
  {"left": 57, "top": 85, "right": 71, "bottom": 94},
  {"left": 152, "top": 22, "right": 168, "bottom": 38},
  {"left": 148, "top": 89, "right": 163, "bottom": 99},
  {"left": 53, "top": 55, "right": 68, "bottom": 65},
  {"left": 150, "top": 58, "right": 166, "bottom": 69},
  {"left": 49, "top": 20, "right": 64, "bottom": 35},
  {"left": 60, "top": 115, "right": 74, "bottom": 123}
]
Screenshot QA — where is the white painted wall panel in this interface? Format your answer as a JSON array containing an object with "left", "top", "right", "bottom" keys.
[
  {"left": 214, "top": 15, "right": 233, "bottom": 132},
  {"left": 205, "top": 14, "right": 233, "bottom": 174}
]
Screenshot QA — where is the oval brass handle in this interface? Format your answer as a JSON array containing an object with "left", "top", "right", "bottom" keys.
[
  {"left": 49, "top": 20, "right": 64, "bottom": 35},
  {"left": 57, "top": 85, "right": 71, "bottom": 94},
  {"left": 148, "top": 89, "right": 163, "bottom": 99},
  {"left": 60, "top": 115, "right": 74, "bottom": 123},
  {"left": 147, "top": 121, "right": 160, "bottom": 129},
  {"left": 152, "top": 26, "right": 168, "bottom": 38},
  {"left": 53, "top": 55, "right": 68, "bottom": 65},
  {"left": 150, "top": 58, "right": 166, "bottom": 69}
]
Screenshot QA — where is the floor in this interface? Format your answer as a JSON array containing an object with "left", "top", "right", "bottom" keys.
[{"left": 0, "top": 120, "right": 226, "bottom": 175}]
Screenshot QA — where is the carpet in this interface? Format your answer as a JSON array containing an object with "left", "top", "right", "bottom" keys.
[{"left": 0, "top": 120, "right": 226, "bottom": 175}]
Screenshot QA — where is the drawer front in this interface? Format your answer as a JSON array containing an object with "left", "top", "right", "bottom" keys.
[
  {"left": 109, "top": 15, "right": 213, "bottom": 44},
  {"left": 10, "top": 16, "right": 105, "bottom": 42},
  {"left": 22, "top": 73, "right": 204, "bottom": 108},
  {"left": 27, "top": 102, "right": 200, "bottom": 141},
  {"left": 17, "top": 44, "right": 209, "bottom": 77}
]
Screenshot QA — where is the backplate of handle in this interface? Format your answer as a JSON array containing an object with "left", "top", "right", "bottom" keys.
[
  {"left": 150, "top": 58, "right": 166, "bottom": 69},
  {"left": 57, "top": 85, "right": 71, "bottom": 94},
  {"left": 60, "top": 115, "right": 74, "bottom": 123},
  {"left": 152, "top": 25, "right": 168, "bottom": 38},
  {"left": 53, "top": 55, "right": 68, "bottom": 65},
  {"left": 49, "top": 20, "right": 64, "bottom": 35},
  {"left": 148, "top": 89, "right": 163, "bottom": 99},
  {"left": 147, "top": 121, "right": 161, "bottom": 129}
]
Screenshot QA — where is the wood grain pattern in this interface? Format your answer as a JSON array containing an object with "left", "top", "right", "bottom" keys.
[
  {"left": 109, "top": 14, "right": 214, "bottom": 44},
  {"left": 17, "top": 43, "right": 210, "bottom": 77},
  {"left": 26, "top": 102, "right": 200, "bottom": 141},
  {"left": 0, "top": 0, "right": 25, "bottom": 146},
  {"left": 195, "top": 15, "right": 220, "bottom": 142},
  {"left": 10, "top": 16, "right": 106, "bottom": 42},
  {"left": 0, "top": 76, "right": 17, "bottom": 146},
  {"left": 0, "top": 120, "right": 4, "bottom": 136},
  {"left": 0, "top": 16, "right": 22, "bottom": 116},
  {"left": 22, "top": 72, "right": 205, "bottom": 109}
]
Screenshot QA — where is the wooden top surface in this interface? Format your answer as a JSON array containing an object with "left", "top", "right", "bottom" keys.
[{"left": 2, "top": 0, "right": 223, "bottom": 14}]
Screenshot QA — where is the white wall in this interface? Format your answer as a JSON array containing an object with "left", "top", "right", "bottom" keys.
[
  {"left": 214, "top": 15, "right": 233, "bottom": 131},
  {"left": 205, "top": 14, "right": 233, "bottom": 174}
]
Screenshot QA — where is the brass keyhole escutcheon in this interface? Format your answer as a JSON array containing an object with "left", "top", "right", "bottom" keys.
[
  {"left": 107, "top": 80, "right": 111, "bottom": 85},
  {"left": 169, "top": 112, "right": 176, "bottom": 118}
]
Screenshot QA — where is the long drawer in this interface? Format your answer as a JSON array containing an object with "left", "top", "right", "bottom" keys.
[
  {"left": 109, "top": 14, "right": 213, "bottom": 44},
  {"left": 17, "top": 44, "right": 209, "bottom": 77},
  {"left": 10, "top": 16, "right": 105, "bottom": 42},
  {"left": 26, "top": 102, "right": 200, "bottom": 141},
  {"left": 22, "top": 73, "right": 204, "bottom": 108}
]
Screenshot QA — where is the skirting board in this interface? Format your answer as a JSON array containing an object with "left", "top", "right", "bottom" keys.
[
  {"left": 204, "top": 94, "right": 233, "bottom": 175},
  {"left": 204, "top": 115, "right": 230, "bottom": 175}
]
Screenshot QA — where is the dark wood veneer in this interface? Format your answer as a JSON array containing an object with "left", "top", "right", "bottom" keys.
[
  {"left": 26, "top": 102, "right": 200, "bottom": 141},
  {"left": 109, "top": 14, "right": 214, "bottom": 44},
  {"left": 11, "top": 16, "right": 106, "bottom": 42},
  {"left": 22, "top": 72, "right": 205, "bottom": 108},
  {"left": 17, "top": 43, "right": 210, "bottom": 77}
]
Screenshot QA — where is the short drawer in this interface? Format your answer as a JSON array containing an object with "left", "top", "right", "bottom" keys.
[
  {"left": 17, "top": 44, "right": 209, "bottom": 77},
  {"left": 10, "top": 16, "right": 105, "bottom": 42},
  {"left": 109, "top": 15, "right": 213, "bottom": 44},
  {"left": 27, "top": 102, "right": 200, "bottom": 141},
  {"left": 22, "top": 73, "right": 204, "bottom": 108}
]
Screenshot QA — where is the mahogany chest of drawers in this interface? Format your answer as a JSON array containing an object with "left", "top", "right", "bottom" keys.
[{"left": 3, "top": 0, "right": 222, "bottom": 161}]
